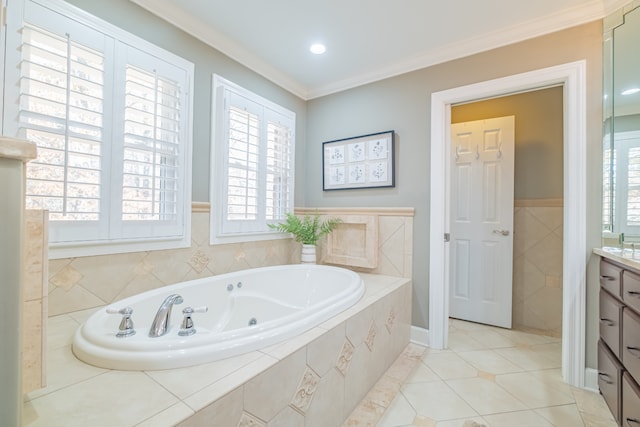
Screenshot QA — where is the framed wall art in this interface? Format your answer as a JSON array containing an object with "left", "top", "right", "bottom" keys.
[{"left": 322, "top": 130, "right": 395, "bottom": 191}]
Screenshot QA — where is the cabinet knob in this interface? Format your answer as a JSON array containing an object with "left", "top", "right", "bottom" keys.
[{"left": 600, "top": 275, "right": 616, "bottom": 281}]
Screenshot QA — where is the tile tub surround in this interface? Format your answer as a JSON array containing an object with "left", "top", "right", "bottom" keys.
[
  {"left": 296, "top": 207, "right": 414, "bottom": 279},
  {"left": 512, "top": 199, "right": 563, "bottom": 337},
  {"left": 23, "top": 209, "right": 48, "bottom": 394},
  {"left": 23, "top": 274, "right": 411, "bottom": 426},
  {"left": 48, "top": 205, "right": 414, "bottom": 317}
]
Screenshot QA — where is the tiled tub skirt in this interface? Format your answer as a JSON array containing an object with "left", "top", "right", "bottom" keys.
[{"left": 23, "top": 273, "right": 411, "bottom": 427}]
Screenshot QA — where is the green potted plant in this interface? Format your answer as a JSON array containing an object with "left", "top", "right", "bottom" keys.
[{"left": 269, "top": 212, "right": 342, "bottom": 263}]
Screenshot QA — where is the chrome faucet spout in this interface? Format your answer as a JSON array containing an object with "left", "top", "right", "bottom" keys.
[{"left": 149, "top": 294, "right": 183, "bottom": 337}]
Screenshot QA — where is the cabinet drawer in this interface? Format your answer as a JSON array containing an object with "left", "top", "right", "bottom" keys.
[
  {"left": 601, "top": 289, "right": 624, "bottom": 359},
  {"left": 623, "top": 308, "right": 640, "bottom": 380},
  {"left": 599, "top": 340, "right": 622, "bottom": 424},
  {"left": 624, "top": 270, "right": 640, "bottom": 314},
  {"left": 622, "top": 372, "right": 640, "bottom": 427},
  {"left": 601, "top": 259, "right": 623, "bottom": 298}
]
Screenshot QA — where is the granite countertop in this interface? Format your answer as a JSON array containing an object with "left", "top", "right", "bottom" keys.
[{"left": 594, "top": 247, "right": 640, "bottom": 270}]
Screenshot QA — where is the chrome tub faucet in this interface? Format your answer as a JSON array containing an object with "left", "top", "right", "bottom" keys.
[{"left": 149, "top": 294, "right": 183, "bottom": 337}]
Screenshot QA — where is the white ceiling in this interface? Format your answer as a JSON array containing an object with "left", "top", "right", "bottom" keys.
[{"left": 131, "top": 0, "right": 628, "bottom": 100}]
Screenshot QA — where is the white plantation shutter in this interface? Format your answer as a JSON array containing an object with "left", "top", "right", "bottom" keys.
[
  {"left": 214, "top": 77, "right": 295, "bottom": 238},
  {"left": 17, "top": 16, "right": 110, "bottom": 243},
  {"left": 612, "top": 132, "right": 640, "bottom": 236},
  {"left": 21, "top": 25, "right": 104, "bottom": 224},
  {"left": 121, "top": 64, "right": 183, "bottom": 218},
  {"left": 114, "top": 56, "right": 188, "bottom": 239},
  {"left": 265, "top": 111, "right": 293, "bottom": 221},
  {"left": 4, "top": 0, "right": 193, "bottom": 252},
  {"left": 226, "top": 101, "right": 260, "bottom": 224}
]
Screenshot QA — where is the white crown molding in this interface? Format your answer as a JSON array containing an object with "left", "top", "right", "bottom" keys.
[
  {"left": 132, "top": 0, "right": 611, "bottom": 100},
  {"left": 307, "top": 0, "right": 607, "bottom": 98},
  {"left": 129, "top": 0, "right": 308, "bottom": 99}
]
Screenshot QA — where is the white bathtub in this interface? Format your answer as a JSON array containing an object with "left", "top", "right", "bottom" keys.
[{"left": 72, "top": 264, "right": 364, "bottom": 370}]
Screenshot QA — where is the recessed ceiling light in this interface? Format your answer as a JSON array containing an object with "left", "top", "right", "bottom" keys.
[
  {"left": 310, "top": 43, "right": 326, "bottom": 55},
  {"left": 622, "top": 88, "right": 640, "bottom": 95}
]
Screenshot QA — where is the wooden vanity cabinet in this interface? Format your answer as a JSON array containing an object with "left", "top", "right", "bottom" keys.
[
  {"left": 623, "top": 270, "right": 640, "bottom": 314},
  {"left": 599, "top": 340, "right": 623, "bottom": 425},
  {"left": 600, "top": 288, "right": 623, "bottom": 359},
  {"left": 622, "top": 372, "right": 640, "bottom": 427},
  {"left": 599, "top": 257, "right": 640, "bottom": 426},
  {"left": 601, "top": 259, "right": 623, "bottom": 298}
]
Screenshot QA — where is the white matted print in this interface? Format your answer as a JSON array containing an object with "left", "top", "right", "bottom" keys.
[
  {"left": 328, "top": 146, "right": 345, "bottom": 164},
  {"left": 368, "top": 139, "right": 388, "bottom": 159},
  {"left": 329, "top": 166, "right": 345, "bottom": 185},
  {"left": 322, "top": 130, "right": 394, "bottom": 190},
  {"left": 349, "top": 164, "right": 365, "bottom": 184},
  {"left": 369, "top": 162, "right": 388, "bottom": 182},
  {"left": 349, "top": 142, "right": 365, "bottom": 162}
]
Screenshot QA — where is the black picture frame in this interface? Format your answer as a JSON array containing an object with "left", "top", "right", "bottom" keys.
[{"left": 322, "top": 130, "right": 395, "bottom": 191}]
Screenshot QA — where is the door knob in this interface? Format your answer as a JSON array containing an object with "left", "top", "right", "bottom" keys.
[{"left": 493, "top": 229, "right": 510, "bottom": 236}]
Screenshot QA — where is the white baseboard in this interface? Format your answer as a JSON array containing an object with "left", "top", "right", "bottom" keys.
[
  {"left": 584, "top": 367, "right": 599, "bottom": 392},
  {"left": 410, "top": 326, "right": 429, "bottom": 347}
]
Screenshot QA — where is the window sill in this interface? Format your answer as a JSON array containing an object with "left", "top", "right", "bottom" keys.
[
  {"left": 48, "top": 234, "right": 191, "bottom": 260},
  {"left": 209, "top": 231, "right": 292, "bottom": 245}
]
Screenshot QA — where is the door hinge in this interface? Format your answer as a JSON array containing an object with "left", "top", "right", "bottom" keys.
[{"left": 444, "top": 233, "right": 450, "bottom": 242}]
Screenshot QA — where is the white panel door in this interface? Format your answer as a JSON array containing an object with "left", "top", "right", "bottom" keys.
[{"left": 450, "top": 116, "right": 515, "bottom": 328}]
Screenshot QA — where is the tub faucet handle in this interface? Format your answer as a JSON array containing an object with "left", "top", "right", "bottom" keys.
[
  {"left": 106, "top": 306, "right": 136, "bottom": 338},
  {"left": 178, "top": 306, "right": 208, "bottom": 336}
]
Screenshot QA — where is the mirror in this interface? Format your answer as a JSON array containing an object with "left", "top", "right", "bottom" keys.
[{"left": 603, "top": 5, "right": 640, "bottom": 244}]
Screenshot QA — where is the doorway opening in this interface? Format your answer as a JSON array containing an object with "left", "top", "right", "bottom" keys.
[
  {"left": 428, "top": 61, "right": 587, "bottom": 387},
  {"left": 450, "top": 87, "right": 564, "bottom": 337}
]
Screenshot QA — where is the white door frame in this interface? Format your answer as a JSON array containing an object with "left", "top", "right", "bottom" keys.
[{"left": 429, "top": 60, "right": 587, "bottom": 387}]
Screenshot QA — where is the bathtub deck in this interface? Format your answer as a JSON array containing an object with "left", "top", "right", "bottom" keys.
[{"left": 22, "top": 273, "right": 411, "bottom": 426}]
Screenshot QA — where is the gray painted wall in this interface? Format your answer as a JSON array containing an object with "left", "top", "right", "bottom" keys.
[
  {"left": 452, "top": 86, "right": 564, "bottom": 200},
  {"left": 305, "top": 22, "right": 603, "bottom": 368}
]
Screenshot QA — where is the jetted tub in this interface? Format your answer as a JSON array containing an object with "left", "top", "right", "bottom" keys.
[{"left": 72, "top": 264, "right": 364, "bottom": 370}]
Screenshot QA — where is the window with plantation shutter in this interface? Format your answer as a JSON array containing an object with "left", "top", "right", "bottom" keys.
[
  {"left": 211, "top": 75, "right": 295, "bottom": 242},
  {"left": 21, "top": 25, "right": 105, "bottom": 225},
  {"left": 266, "top": 118, "right": 294, "bottom": 221},
  {"left": 122, "top": 66, "right": 181, "bottom": 222},
  {"left": 3, "top": 0, "right": 194, "bottom": 257},
  {"left": 609, "top": 131, "right": 640, "bottom": 236}
]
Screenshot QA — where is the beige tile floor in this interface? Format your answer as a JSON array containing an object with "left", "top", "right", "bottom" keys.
[{"left": 344, "top": 318, "right": 618, "bottom": 427}]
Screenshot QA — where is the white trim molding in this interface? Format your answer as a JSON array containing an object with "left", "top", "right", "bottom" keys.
[
  {"left": 410, "top": 326, "right": 429, "bottom": 347},
  {"left": 429, "top": 60, "right": 587, "bottom": 388},
  {"left": 584, "top": 368, "right": 599, "bottom": 392}
]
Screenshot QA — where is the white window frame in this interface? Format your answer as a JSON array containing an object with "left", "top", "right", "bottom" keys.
[
  {"left": 2, "top": 0, "right": 194, "bottom": 258},
  {"left": 210, "top": 74, "right": 295, "bottom": 244}
]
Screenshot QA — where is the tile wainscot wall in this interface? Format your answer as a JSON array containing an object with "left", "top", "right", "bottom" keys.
[
  {"left": 512, "top": 199, "right": 563, "bottom": 337},
  {"left": 47, "top": 205, "right": 414, "bottom": 316}
]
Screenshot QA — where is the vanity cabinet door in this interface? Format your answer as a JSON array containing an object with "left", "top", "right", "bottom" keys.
[
  {"left": 623, "top": 372, "right": 640, "bottom": 427},
  {"left": 601, "top": 289, "right": 624, "bottom": 359},
  {"left": 602, "top": 259, "right": 623, "bottom": 299},
  {"left": 623, "top": 308, "right": 640, "bottom": 380},
  {"left": 624, "top": 270, "right": 640, "bottom": 314},
  {"left": 599, "top": 340, "right": 622, "bottom": 424}
]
